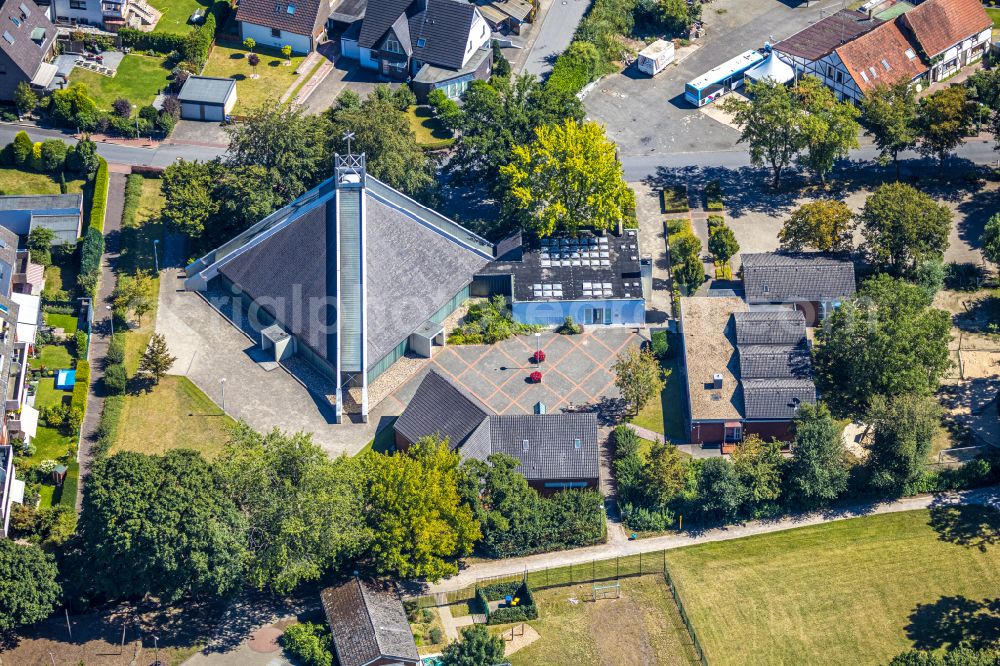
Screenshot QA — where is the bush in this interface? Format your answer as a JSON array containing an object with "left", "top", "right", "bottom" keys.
[
  {"left": 707, "top": 213, "right": 724, "bottom": 230},
  {"left": 74, "top": 330, "right": 88, "bottom": 360},
  {"left": 112, "top": 97, "right": 132, "bottom": 119},
  {"left": 40, "top": 140, "right": 67, "bottom": 173},
  {"left": 448, "top": 295, "right": 540, "bottom": 345},
  {"left": 90, "top": 157, "right": 109, "bottom": 232},
  {"left": 78, "top": 227, "right": 104, "bottom": 297},
  {"left": 103, "top": 362, "right": 127, "bottom": 395},
  {"left": 280, "top": 622, "right": 332, "bottom": 666},
  {"left": 478, "top": 581, "right": 538, "bottom": 624},
  {"left": 121, "top": 174, "right": 143, "bottom": 228},
  {"left": 117, "top": 28, "right": 186, "bottom": 53},
  {"left": 105, "top": 334, "right": 125, "bottom": 366},
  {"left": 651, "top": 329, "right": 670, "bottom": 359},
  {"left": 429, "top": 626, "right": 443, "bottom": 644},
  {"left": 182, "top": 13, "right": 215, "bottom": 69},
  {"left": 11, "top": 130, "right": 32, "bottom": 165},
  {"left": 556, "top": 315, "right": 582, "bottom": 335},
  {"left": 547, "top": 40, "right": 610, "bottom": 95}
]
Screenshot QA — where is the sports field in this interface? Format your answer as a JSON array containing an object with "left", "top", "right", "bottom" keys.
[{"left": 664, "top": 507, "right": 1000, "bottom": 665}]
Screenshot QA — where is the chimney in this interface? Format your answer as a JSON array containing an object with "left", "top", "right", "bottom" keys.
[{"left": 713, "top": 373, "right": 723, "bottom": 389}]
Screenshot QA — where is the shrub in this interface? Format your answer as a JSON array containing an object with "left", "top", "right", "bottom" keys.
[
  {"left": 661, "top": 185, "right": 688, "bottom": 213},
  {"left": 530, "top": 370, "right": 542, "bottom": 383},
  {"left": 448, "top": 295, "right": 540, "bottom": 345},
  {"left": 78, "top": 227, "right": 104, "bottom": 297},
  {"left": 89, "top": 157, "right": 109, "bottom": 232},
  {"left": 121, "top": 174, "right": 143, "bottom": 228},
  {"left": 105, "top": 334, "right": 126, "bottom": 366},
  {"left": 280, "top": 622, "right": 332, "bottom": 666},
  {"left": 103, "top": 362, "right": 127, "bottom": 395},
  {"left": 548, "top": 40, "right": 610, "bottom": 95},
  {"left": 556, "top": 315, "right": 582, "bottom": 335},
  {"left": 707, "top": 213, "right": 724, "bottom": 230},
  {"left": 181, "top": 13, "right": 215, "bottom": 69},
  {"left": 532, "top": 350, "right": 546, "bottom": 363},
  {"left": 11, "top": 130, "right": 32, "bottom": 165},
  {"left": 40, "top": 140, "right": 67, "bottom": 173},
  {"left": 117, "top": 28, "right": 186, "bottom": 53},
  {"left": 112, "top": 97, "right": 132, "bottom": 119},
  {"left": 428, "top": 626, "right": 443, "bottom": 644},
  {"left": 651, "top": 329, "right": 670, "bottom": 359},
  {"left": 74, "top": 330, "right": 88, "bottom": 360}
]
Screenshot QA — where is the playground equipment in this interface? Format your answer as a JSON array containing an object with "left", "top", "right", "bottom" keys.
[{"left": 593, "top": 581, "right": 621, "bottom": 600}]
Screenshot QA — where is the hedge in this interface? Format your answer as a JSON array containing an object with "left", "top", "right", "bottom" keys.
[
  {"left": 118, "top": 28, "right": 186, "bottom": 53},
  {"left": 477, "top": 581, "right": 538, "bottom": 625},
  {"left": 92, "top": 393, "right": 123, "bottom": 459},
  {"left": 56, "top": 461, "right": 79, "bottom": 508},
  {"left": 661, "top": 185, "right": 689, "bottom": 213},
  {"left": 121, "top": 174, "right": 143, "bottom": 228},
  {"left": 89, "top": 157, "right": 109, "bottom": 233},
  {"left": 71, "top": 360, "right": 89, "bottom": 415},
  {"left": 183, "top": 13, "right": 215, "bottom": 69},
  {"left": 78, "top": 226, "right": 104, "bottom": 297}
]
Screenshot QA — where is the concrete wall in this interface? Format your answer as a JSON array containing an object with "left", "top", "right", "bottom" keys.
[
  {"left": 51, "top": 0, "right": 104, "bottom": 26},
  {"left": 512, "top": 298, "right": 645, "bottom": 327},
  {"left": 240, "top": 21, "right": 313, "bottom": 54}
]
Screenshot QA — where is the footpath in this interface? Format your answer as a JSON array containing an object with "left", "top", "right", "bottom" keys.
[
  {"left": 76, "top": 164, "right": 128, "bottom": 509},
  {"left": 418, "top": 486, "right": 1000, "bottom": 595}
]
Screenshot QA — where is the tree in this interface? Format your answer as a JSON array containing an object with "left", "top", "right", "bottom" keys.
[
  {"left": 967, "top": 67, "right": 1000, "bottom": 153},
  {"left": 161, "top": 159, "right": 222, "bottom": 239},
  {"left": 613, "top": 345, "right": 666, "bottom": 416},
  {"left": 914, "top": 258, "right": 947, "bottom": 302},
  {"left": 14, "top": 81, "right": 36, "bottom": 117},
  {"left": 40, "top": 139, "right": 67, "bottom": 173},
  {"left": 865, "top": 394, "right": 941, "bottom": 493},
  {"left": 645, "top": 439, "right": 686, "bottom": 504},
  {"left": 917, "top": 85, "right": 973, "bottom": 166},
  {"left": 696, "top": 458, "right": 745, "bottom": 522},
  {"left": 363, "top": 437, "right": 480, "bottom": 580},
  {"left": 730, "top": 435, "right": 784, "bottom": 514},
  {"left": 243, "top": 37, "right": 255, "bottom": 52},
  {"left": 795, "top": 76, "right": 860, "bottom": 184},
  {"left": 138, "top": 332, "right": 176, "bottom": 384},
  {"left": 66, "top": 138, "right": 99, "bottom": 177},
  {"left": 813, "top": 274, "right": 952, "bottom": 418},
  {"left": 326, "top": 86, "right": 435, "bottom": 198},
  {"left": 491, "top": 40, "right": 510, "bottom": 79},
  {"left": 722, "top": 79, "right": 804, "bottom": 188},
  {"left": 281, "top": 44, "right": 292, "bottom": 62},
  {"left": 778, "top": 199, "right": 853, "bottom": 253},
  {"left": 27, "top": 226, "right": 55, "bottom": 266},
  {"left": 113, "top": 272, "right": 155, "bottom": 325},
  {"left": 708, "top": 224, "right": 739, "bottom": 263},
  {"left": 441, "top": 625, "right": 505, "bottom": 666},
  {"left": 247, "top": 52, "right": 260, "bottom": 78},
  {"left": 0, "top": 539, "right": 61, "bottom": 630},
  {"left": 858, "top": 182, "right": 952, "bottom": 276},
  {"left": 981, "top": 213, "right": 1000, "bottom": 268},
  {"left": 218, "top": 423, "right": 368, "bottom": 594},
  {"left": 51, "top": 83, "right": 99, "bottom": 129},
  {"left": 500, "top": 119, "right": 635, "bottom": 237},
  {"left": 462, "top": 454, "right": 543, "bottom": 558},
  {"left": 859, "top": 81, "right": 919, "bottom": 177},
  {"left": 75, "top": 450, "right": 247, "bottom": 602},
  {"left": 658, "top": 0, "right": 692, "bottom": 34},
  {"left": 784, "top": 403, "right": 849, "bottom": 509},
  {"left": 12, "top": 129, "right": 32, "bottom": 165},
  {"left": 112, "top": 96, "right": 132, "bottom": 119}
]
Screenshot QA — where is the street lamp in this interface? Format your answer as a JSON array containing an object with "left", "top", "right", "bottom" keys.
[
  {"left": 131, "top": 104, "right": 138, "bottom": 138},
  {"left": 106, "top": 304, "right": 113, "bottom": 336},
  {"left": 534, "top": 331, "right": 541, "bottom": 363},
  {"left": 152, "top": 239, "right": 160, "bottom": 272},
  {"left": 220, "top": 377, "right": 226, "bottom": 413}
]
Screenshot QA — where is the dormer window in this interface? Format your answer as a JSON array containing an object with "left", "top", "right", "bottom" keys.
[{"left": 286, "top": 4, "right": 295, "bottom": 13}]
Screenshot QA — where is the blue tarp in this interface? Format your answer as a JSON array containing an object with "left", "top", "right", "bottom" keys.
[{"left": 55, "top": 369, "right": 76, "bottom": 390}]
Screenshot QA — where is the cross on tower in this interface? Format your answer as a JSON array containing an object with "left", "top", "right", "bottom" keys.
[{"left": 342, "top": 130, "right": 355, "bottom": 155}]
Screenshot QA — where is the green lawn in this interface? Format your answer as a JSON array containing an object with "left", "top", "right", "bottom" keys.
[
  {"left": 405, "top": 106, "right": 455, "bottom": 150},
  {"left": 630, "top": 355, "right": 686, "bottom": 442},
  {"left": 148, "top": 0, "right": 210, "bottom": 34},
  {"left": 201, "top": 42, "right": 306, "bottom": 113},
  {"left": 503, "top": 576, "right": 699, "bottom": 665},
  {"left": 112, "top": 375, "right": 234, "bottom": 460},
  {"left": 988, "top": 7, "right": 1000, "bottom": 28},
  {"left": 69, "top": 54, "right": 174, "bottom": 111},
  {"left": 0, "top": 167, "right": 85, "bottom": 196},
  {"left": 664, "top": 509, "right": 1000, "bottom": 665},
  {"left": 28, "top": 344, "right": 73, "bottom": 370},
  {"left": 44, "top": 250, "right": 82, "bottom": 302},
  {"left": 44, "top": 313, "right": 79, "bottom": 333},
  {"left": 30, "top": 425, "right": 74, "bottom": 462},
  {"left": 33, "top": 377, "right": 72, "bottom": 410}
]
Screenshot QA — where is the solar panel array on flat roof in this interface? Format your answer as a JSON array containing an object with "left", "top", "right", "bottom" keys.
[{"left": 539, "top": 236, "right": 611, "bottom": 268}]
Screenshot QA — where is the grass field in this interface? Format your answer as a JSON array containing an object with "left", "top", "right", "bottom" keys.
[
  {"left": 28, "top": 344, "right": 73, "bottom": 370},
  {"left": 113, "top": 376, "right": 234, "bottom": 459},
  {"left": 44, "top": 313, "right": 79, "bottom": 333},
  {"left": 0, "top": 168, "right": 85, "bottom": 196},
  {"left": 405, "top": 106, "right": 455, "bottom": 149},
  {"left": 664, "top": 509, "right": 1000, "bottom": 665},
  {"left": 70, "top": 54, "right": 173, "bottom": 110},
  {"left": 148, "top": 0, "right": 210, "bottom": 34},
  {"left": 630, "top": 356, "right": 686, "bottom": 442},
  {"left": 202, "top": 42, "right": 305, "bottom": 113},
  {"left": 988, "top": 7, "right": 1000, "bottom": 29},
  {"left": 502, "top": 576, "right": 699, "bottom": 665}
]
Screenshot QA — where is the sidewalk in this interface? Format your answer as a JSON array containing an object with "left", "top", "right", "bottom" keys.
[
  {"left": 416, "top": 486, "right": 1000, "bottom": 595},
  {"left": 76, "top": 165, "right": 128, "bottom": 509}
]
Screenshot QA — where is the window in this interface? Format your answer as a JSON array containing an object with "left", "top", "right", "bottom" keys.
[
  {"left": 18, "top": 2, "right": 29, "bottom": 17},
  {"left": 905, "top": 48, "right": 916, "bottom": 60},
  {"left": 826, "top": 65, "right": 834, "bottom": 79},
  {"left": 543, "top": 481, "right": 589, "bottom": 489},
  {"left": 271, "top": 27, "right": 280, "bottom": 37},
  {"left": 869, "top": 66, "right": 878, "bottom": 79},
  {"left": 466, "top": 39, "right": 472, "bottom": 53},
  {"left": 2, "top": 31, "right": 12, "bottom": 44},
  {"left": 574, "top": 438, "right": 581, "bottom": 449},
  {"left": 881, "top": 58, "right": 890, "bottom": 71},
  {"left": 762, "top": 284, "right": 769, "bottom": 294},
  {"left": 384, "top": 35, "right": 401, "bottom": 53},
  {"left": 835, "top": 70, "right": 844, "bottom": 84},
  {"left": 522, "top": 439, "right": 530, "bottom": 452},
  {"left": 416, "top": 38, "right": 425, "bottom": 47},
  {"left": 286, "top": 3, "right": 295, "bottom": 13},
  {"left": 9, "top": 16, "right": 19, "bottom": 26},
  {"left": 859, "top": 69, "right": 869, "bottom": 83}
]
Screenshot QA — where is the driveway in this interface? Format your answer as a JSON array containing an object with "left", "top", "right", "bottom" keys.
[
  {"left": 299, "top": 57, "right": 384, "bottom": 114},
  {"left": 519, "top": 0, "right": 592, "bottom": 77},
  {"left": 631, "top": 180, "right": 672, "bottom": 323}
]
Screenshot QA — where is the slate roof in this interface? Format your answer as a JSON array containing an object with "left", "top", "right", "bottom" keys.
[
  {"left": 834, "top": 20, "right": 928, "bottom": 93},
  {"left": 393, "top": 369, "right": 492, "bottom": 448},
  {"left": 0, "top": 0, "right": 54, "bottom": 81},
  {"left": 732, "top": 310, "right": 806, "bottom": 346},
  {"left": 488, "top": 414, "right": 599, "bottom": 481},
  {"left": 357, "top": 0, "right": 411, "bottom": 48},
  {"left": 774, "top": 9, "right": 880, "bottom": 60},
  {"left": 742, "top": 378, "right": 816, "bottom": 419},
  {"left": 320, "top": 578, "right": 419, "bottom": 666},
  {"left": 898, "top": 0, "right": 991, "bottom": 58},
  {"left": 235, "top": 0, "right": 329, "bottom": 37},
  {"left": 329, "top": 0, "right": 367, "bottom": 22},
  {"left": 737, "top": 343, "right": 811, "bottom": 379},
  {"left": 409, "top": 0, "right": 482, "bottom": 70},
  {"left": 742, "top": 252, "right": 856, "bottom": 304},
  {"left": 177, "top": 76, "right": 236, "bottom": 105},
  {"left": 0, "top": 194, "right": 80, "bottom": 212}
]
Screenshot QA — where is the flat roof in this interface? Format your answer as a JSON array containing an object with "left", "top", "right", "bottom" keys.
[
  {"left": 680, "top": 297, "right": 747, "bottom": 422},
  {"left": 178, "top": 76, "right": 237, "bottom": 105}
]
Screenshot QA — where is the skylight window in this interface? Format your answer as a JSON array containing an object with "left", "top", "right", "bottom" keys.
[
  {"left": 881, "top": 59, "right": 891, "bottom": 71},
  {"left": 3, "top": 31, "right": 14, "bottom": 45},
  {"left": 416, "top": 38, "right": 426, "bottom": 47},
  {"left": 905, "top": 48, "right": 916, "bottom": 59},
  {"left": 574, "top": 438, "right": 581, "bottom": 450},
  {"left": 9, "top": 15, "right": 19, "bottom": 26},
  {"left": 869, "top": 66, "right": 878, "bottom": 78},
  {"left": 286, "top": 4, "right": 295, "bottom": 13},
  {"left": 522, "top": 439, "right": 530, "bottom": 452},
  {"left": 18, "top": 3, "right": 29, "bottom": 17},
  {"left": 859, "top": 69, "right": 869, "bottom": 82}
]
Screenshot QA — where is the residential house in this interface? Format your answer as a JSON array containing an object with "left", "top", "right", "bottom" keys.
[
  {"left": 320, "top": 577, "right": 420, "bottom": 666},
  {"left": 476, "top": 230, "right": 648, "bottom": 327},
  {"left": 0, "top": 225, "right": 35, "bottom": 449},
  {"left": 773, "top": 9, "right": 882, "bottom": 92},
  {"left": 679, "top": 298, "right": 817, "bottom": 448},
  {"left": 394, "top": 369, "right": 601, "bottom": 491},
  {"left": 0, "top": 0, "right": 56, "bottom": 100},
  {"left": 236, "top": 0, "right": 330, "bottom": 54},
  {"left": 0, "top": 194, "right": 85, "bottom": 246},
  {"left": 1, "top": 444, "right": 25, "bottom": 538},
  {"left": 741, "top": 252, "right": 856, "bottom": 325},
  {"left": 897, "top": 0, "right": 992, "bottom": 82},
  {"left": 831, "top": 19, "right": 933, "bottom": 103},
  {"left": 340, "top": 0, "right": 493, "bottom": 100}
]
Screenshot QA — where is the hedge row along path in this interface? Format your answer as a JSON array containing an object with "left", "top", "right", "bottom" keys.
[
  {"left": 415, "top": 486, "right": 1000, "bottom": 596},
  {"left": 76, "top": 163, "right": 129, "bottom": 510}
]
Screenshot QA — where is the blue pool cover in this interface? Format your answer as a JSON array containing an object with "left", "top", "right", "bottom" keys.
[{"left": 55, "top": 369, "right": 76, "bottom": 390}]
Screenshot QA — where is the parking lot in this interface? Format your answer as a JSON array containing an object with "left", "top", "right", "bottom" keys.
[{"left": 585, "top": 0, "right": 854, "bottom": 156}]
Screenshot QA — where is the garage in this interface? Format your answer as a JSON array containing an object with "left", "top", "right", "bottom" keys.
[{"left": 177, "top": 75, "right": 238, "bottom": 122}]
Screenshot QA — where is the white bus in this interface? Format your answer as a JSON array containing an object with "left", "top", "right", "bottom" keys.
[{"left": 684, "top": 50, "right": 765, "bottom": 107}]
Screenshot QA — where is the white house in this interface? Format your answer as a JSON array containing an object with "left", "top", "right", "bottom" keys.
[
  {"left": 236, "top": 0, "right": 329, "bottom": 54},
  {"left": 897, "top": 0, "right": 992, "bottom": 82}
]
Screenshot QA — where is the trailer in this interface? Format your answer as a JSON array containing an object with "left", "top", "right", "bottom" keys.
[{"left": 636, "top": 39, "right": 676, "bottom": 76}]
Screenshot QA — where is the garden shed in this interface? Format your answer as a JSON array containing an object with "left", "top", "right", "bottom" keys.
[{"left": 177, "top": 76, "right": 237, "bottom": 122}]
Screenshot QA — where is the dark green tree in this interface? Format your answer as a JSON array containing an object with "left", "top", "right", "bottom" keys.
[
  {"left": 813, "top": 274, "right": 951, "bottom": 418},
  {"left": 721, "top": 79, "right": 805, "bottom": 188},
  {"left": 13, "top": 81, "right": 36, "bottom": 117},
  {"left": 645, "top": 438, "right": 686, "bottom": 505},
  {"left": 491, "top": 40, "right": 511, "bottom": 79},
  {"left": 0, "top": 539, "right": 61, "bottom": 630},
  {"left": 138, "top": 332, "right": 176, "bottom": 384},
  {"left": 161, "top": 159, "right": 222, "bottom": 239},
  {"left": 462, "top": 453, "right": 542, "bottom": 558},
  {"left": 441, "top": 625, "right": 505, "bottom": 666},
  {"left": 859, "top": 81, "right": 919, "bottom": 178},
  {"left": 865, "top": 394, "right": 941, "bottom": 493},
  {"left": 916, "top": 85, "right": 973, "bottom": 166},
  {"left": 731, "top": 435, "right": 785, "bottom": 515},
  {"left": 218, "top": 423, "right": 368, "bottom": 594},
  {"left": 858, "top": 182, "right": 952, "bottom": 276},
  {"left": 65, "top": 138, "right": 99, "bottom": 177},
  {"left": 76, "top": 450, "right": 248, "bottom": 602},
  {"left": 696, "top": 458, "right": 745, "bottom": 523},
  {"left": 784, "top": 403, "right": 849, "bottom": 509},
  {"left": 981, "top": 213, "right": 1000, "bottom": 269},
  {"left": 27, "top": 226, "right": 55, "bottom": 266},
  {"left": 795, "top": 77, "right": 860, "bottom": 184},
  {"left": 708, "top": 224, "right": 739, "bottom": 263},
  {"left": 12, "top": 130, "right": 33, "bottom": 165}
]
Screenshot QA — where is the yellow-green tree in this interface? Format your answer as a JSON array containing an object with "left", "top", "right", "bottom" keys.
[
  {"left": 500, "top": 119, "right": 635, "bottom": 237},
  {"left": 778, "top": 199, "right": 854, "bottom": 253}
]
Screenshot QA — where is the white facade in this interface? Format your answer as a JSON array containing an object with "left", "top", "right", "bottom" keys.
[
  {"left": 927, "top": 27, "right": 992, "bottom": 82},
  {"left": 462, "top": 10, "right": 490, "bottom": 68},
  {"left": 51, "top": 0, "right": 104, "bottom": 26},
  {"left": 239, "top": 21, "right": 313, "bottom": 54}
]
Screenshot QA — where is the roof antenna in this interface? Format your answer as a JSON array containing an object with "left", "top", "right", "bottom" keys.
[{"left": 342, "top": 130, "right": 355, "bottom": 156}]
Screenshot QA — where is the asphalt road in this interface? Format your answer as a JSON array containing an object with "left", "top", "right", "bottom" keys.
[{"left": 521, "top": 0, "right": 592, "bottom": 77}]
